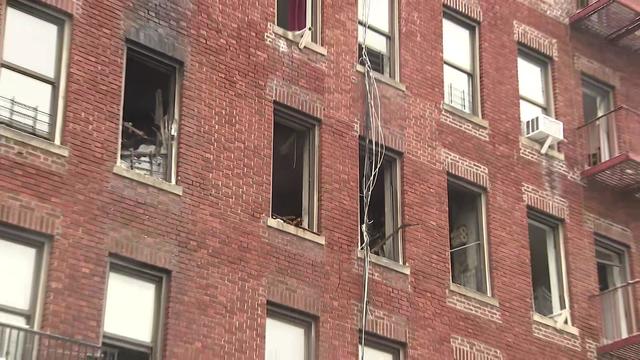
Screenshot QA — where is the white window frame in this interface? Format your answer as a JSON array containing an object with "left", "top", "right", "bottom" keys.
[
  {"left": 442, "top": 11, "right": 480, "bottom": 116},
  {"left": 447, "top": 177, "right": 490, "bottom": 296},
  {"left": 0, "top": 0, "right": 70, "bottom": 143},
  {"left": 116, "top": 44, "right": 182, "bottom": 184},
  {"left": 101, "top": 259, "right": 167, "bottom": 360},
  {"left": 270, "top": 103, "right": 319, "bottom": 232},
  {"left": 581, "top": 76, "right": 617, "bottom": 164},
  {"left": 274, "top": 0, "right": 321, "bottom": 45},
  {"left": 265, "top": 303, "right": 315, "bottom": 360},
  {"left": 357, "top": 0, "right": 400, "bottom": 81},
  {"left": 517, "top": 48, "right": 554, "bottom": 121},
  {"left": 527, "top": 212, "right": 571, "bottom": 325}
]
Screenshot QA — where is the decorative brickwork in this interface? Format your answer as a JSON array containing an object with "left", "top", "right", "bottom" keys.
[
  {"left": 585, "top": 338, "right": 598, "bottom": 360},
  {"left": 513, "top": 0, "right": 575, "bottom": 23},
  {"left": 446, "top": 289, "right": 501, "bottom": 322},
  {"left": 358, "top": 305, "right": 409, "bottom": 343},
  {"left": 532, "top": 321, "right": 582, "bottom": 351},
  {"left": 441, "top": 107, "right": 489, "bottom": 141},
  {"left": 574, "top": 53, "right": 621, "bottom": 87},
  {"left": 514, "top": 21, "right": 559, "bottom": 59},
  {"left": 451, "top": 335, "right": 503, "bottom": 360},
  {"left": 442, "top": 149, "right": 489, "bottom": 188},
  {"left": 522, "top": 183, "right": 569, "bottom": 219},
  {"left": 0, "top": 191, "right": 62, "bottom": 235},
  {"left": 443, "top": 0, "right": 482, "bottom": 21},
  {"left": 267, "top": 79, "right": 323, "bottom": 119},
  {"left": 583, "top": 212, "right": 633, "bottom": 244},
  {"left": 267, "top": 278, "right": 323, "bottom": 316}
]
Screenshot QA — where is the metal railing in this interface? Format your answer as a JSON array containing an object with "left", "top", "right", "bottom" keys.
[
  {"left": 578, "top": 105, "right": 640, "bottom": 168},
  {"left": 0, "top": 322, "right": 118, "bottom": 360},
  {"left": 0, "top": 96, "right": 52, "bottom": 139},
  {"left": 596, "top": 279, "right": 639, "bottom": 345}
]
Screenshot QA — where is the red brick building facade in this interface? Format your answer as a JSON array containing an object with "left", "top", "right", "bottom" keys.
[{"left": 0, "top": 0, "right": 639, "bottom": 359}]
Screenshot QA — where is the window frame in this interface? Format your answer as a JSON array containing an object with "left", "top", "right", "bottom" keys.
[
  {"left": 0, "top": 0, "right": 68, "bottom": 142},
  {"left": 527, "top": 211, "right": 571, "bottom": 325},
  {"left": 358, "top": 143, "right": 403, "bottom": 263},
  {"left": 357, "top": 0, "right": 400, "bottom": 80},
  {"left": 271, "top": 103, "right": 319, "bottom": 232},
  {"left": 442, "top": 11, "right": 480, "bottom": 116},
  {"left": 116, "top": 43, "right": 182, "bottom": 184},
  {"left": 275, "top": 0, "right": 322, "bottom": 45},
  {"left": 446, "top": 176, "right": 491, "bottom": 296},
  {"left": 595, "top": 237, "right": 630, "bottom": 287},
  {"left": 0, "top": 224, "right": 48, "bottom": 328},
  {"left": 517, "top": 48, "right": 554, "bottom": 121},
  {"left": 265, "top": 303, "right": 316, "bottom": 360},
  {"left": 101, "top": 259, "right": 167, "bottom": 360},
  {"left": 581, "top": 76, "right": 617, "bottom": 163},
  {"left": 359, "top": 333, "right": 404, "bottom": 360}
]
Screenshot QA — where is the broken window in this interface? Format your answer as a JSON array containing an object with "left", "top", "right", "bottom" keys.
[
  {"left": 359, "top": 146, "right": 401, "bottom": 262},
  {"left": 119, "top": 47, "right": 179, "bottom": 182},
  {"left": 447, "top": 178, "right": 489, "bottom": 295},
  {"left": 276, "top": 0, "right": 319, "bottom": 43},
  {"left": 271, "top": 105, "right": 318, "bottom": 231},
  {"left": 443, "top": 13, "right": 478, "bottom": 114},
  {"left": 528, "top": 213, "right": 569, "bottom": 324},
  {"left": 357, "top": 0, "right": 396, "bottom": 78},
  {"left": 0, "top": 3, "right": 65, "bottom": 140}
]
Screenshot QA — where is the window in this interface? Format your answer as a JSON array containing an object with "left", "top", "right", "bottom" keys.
[
  {"left": 357, "top": 0, "right": 397, "bottom": 78},
  {"left": 447, "top": 178, "right": 489, "bottom": 295},
  {"left": 443, "top": 13, "right": 478, "bottom": 114},
  {"left": 596, "top": 240, "right": 631, "bottom": 342},
  {"left": 517, "top": 50, "right": 552, "bottom": 123},
  {"left": 119, "top": 46, "right": 180, "bottom": 182},
  {"left": 103, "top": 261, "right": 165, "bottom": 360},
  {"left": 359, "top": 334, "right": 403, "bottom": 360},
  {"left": 359, "top": 145, "right": 401, "bottom": 262},
  {"left": 527, "top": 213, "right": 569, "bottom": 324},
  {"left": 271, "top": 105, "right": 318, "bottom": 231},
  {"left": 0, "top": 2, "right": 66, "bottom": 140},
  {"left": 582, "top": 77, "right": 615, "bottom": 165},
  {"left": 265, "top": 304, "right": 315, "bottom": 360},
  {"left": 276, "top": 0, "right": 320, "bottom": 43}
]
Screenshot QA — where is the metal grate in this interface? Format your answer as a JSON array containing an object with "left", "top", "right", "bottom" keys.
[
  {"left": 0, "top": 96, "right": 52, "bottom": 139},
  {"left": 0, "top": 322, "right": 118, "bottom": 360}
]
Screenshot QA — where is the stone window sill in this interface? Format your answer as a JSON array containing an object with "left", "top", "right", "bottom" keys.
[
  {"left": 357, "top": 249, "right": 410, "bottom": 275},
  {"left": 113, "top": 165, "right": 183, "bottom": 196},
  {"left": 449, "top": 283, "right": 499, "bottom": 307},
  {"left": 355, "top": 64, "right": 406, "bottom": 92},
  {"left": 266, "top": 217, "right": 325, "bottom": 245},
  {"left": 533, "top": 313, "right": 579, "bottom": 336},
  {"left": 520, "top": 137, "right": 565, "bottom": 161},
  {"left": 443, "top": 104, "right": 488, "bottom": 129},
  {"left": 0, "top": 125, "right": 69, "bottom": 157},
  {"left": 272, "top": 25, "right": 327, "bottom": 56}
]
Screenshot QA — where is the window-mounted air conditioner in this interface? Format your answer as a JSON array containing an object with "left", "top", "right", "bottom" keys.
[{"left": 522, "top": 114, "right": 564, "bottom": 154}]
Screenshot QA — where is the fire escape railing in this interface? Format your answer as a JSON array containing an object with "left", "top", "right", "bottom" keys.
[
  {"left": 0, "top": 322, "right": 118, "bottom": 360},
  {"left": 595, "top": 279, "right": 640, "bottom": 345},
  {"left": 0, "top": 96, "right": 52, "bottom": 140}
]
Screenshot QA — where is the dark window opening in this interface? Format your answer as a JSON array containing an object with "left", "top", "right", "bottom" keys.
[
  {"left": 359, "top": 147, "right": 399, "bottom": 262},
  {"left": 448, "top": 179, "right": 487, "bottom": 294},
  {"left": 277, "top": 0, "right": 307, "bottom": 32},
  {"left": 103, "top": 343, "right": 150, "bottom": 360},
  {"left": 120, "top": 48, "right": 177, "bottom": 181},
  {"left": 271, "top": 107, "right": 316, "bottom": 230}
]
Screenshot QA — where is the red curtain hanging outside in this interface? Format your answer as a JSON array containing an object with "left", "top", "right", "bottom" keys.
[{"left": 288, "top": 0, "right": 307, "bottom": 31}]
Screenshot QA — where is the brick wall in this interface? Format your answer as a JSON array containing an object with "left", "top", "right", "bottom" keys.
[{"left": 0, "top": 0, "right": 638, "bottom": 359}]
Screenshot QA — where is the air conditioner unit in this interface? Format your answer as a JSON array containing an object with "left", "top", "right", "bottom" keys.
[{"left": 522, "top": 114, "right": 564, "bottom": 154}]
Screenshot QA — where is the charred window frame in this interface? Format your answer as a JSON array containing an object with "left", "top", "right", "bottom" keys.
[
  {"left": 527, "top": 211, "right": 570, "bottom": 325},
  {"left": 359, "top": 333, "right": 403, "bottom": 360},
  {"left": 271, "top": 104, "right": 319, "bottom": 232},
  {"left": 447, "top": 177, "right": 490, "bottom": 296},
  {"left": 276, "top": 0, "right": 321, "bottom": 44},
  {"left": 359, "top": 144, "right": 402, "bottom": 263},
  {"left": 357, "top": 0, "right": 399, "bottom": 79},
  {"left": 118, "top": 45, "right": 180, "bottom": 183},
  {"left": 443, "top": 12, "right": 479, "bottom": 115},
  {"left": 265, "top": 303, "right": 316, "bottom": 360},
  {"left": 0, "top": 1, "right": 67, "bottom": 141},
  {"left": 102, "top": 259, "right": 167, "bottom": 360}
]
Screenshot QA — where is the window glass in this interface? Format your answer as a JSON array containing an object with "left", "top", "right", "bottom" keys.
[
  {"left": 265, "top": 316, "right": 307, "bottom": 360},
  {"left": 358, "top": 0, "right": 389, "bottom": 32},
  {"left": 0, "top": 68, "right": 53, "bottom": 132},
  {"left": 517, "top": 56, "right": 546, "bottom": 104},
  {"left": 3, "top": 7, "right": 59, "bottom": 78},
  {"left": 444, "top": 65, "right": 472, "bottom": 113},
  {"left": 519, "top": 99, "right": 544, "bottom": 122},
  {"left": 104, "top": 271, "right": 157, "bottom": 343},
  {"left": 359, "top": 343, "right": 397, "bottom": 360},
  {"left": 358, "top": 25, "right": 389, "bottom": 55},
  {"left": 528, "top": 220, "right": 565, "bottom": 317},
  {"left": 0, "top": 239, "right": 37, "bottom": 311},
  {"left": 443, "top": 18, "right": 472, "bottom": 71},
  {"left": 0, "top": 311, "right": 28, "bottom": 326}
]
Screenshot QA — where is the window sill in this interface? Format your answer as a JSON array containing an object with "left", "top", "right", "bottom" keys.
[
  {"left": 520, "top": 137, "right": 565, "bottom": 161},
  {"left": 0, "top": 125, "right": 69, "bottom": 157},
  {"left": 355, "top": 64, "right": 406, "bottom": 92},
  {"left": 532, "top": 313, "right": 579, "bottom": 336},
  {"left": 443, "top": 104, "right": 488, "bottom": 129},
  {"left": 266, "top": 217, "right": 325, "bottom": 245},
  {"left": 449, "top": 283, "right": 498, "bottom": 307},
  {"left": 271, "top": 25, "right": 327, "bottom": 56},
  {"left": 113, "top": 165, "right": 183, "bottom": 196},
  {"left": 357, "top": 249, "right": 410, "bottom": 275}
]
